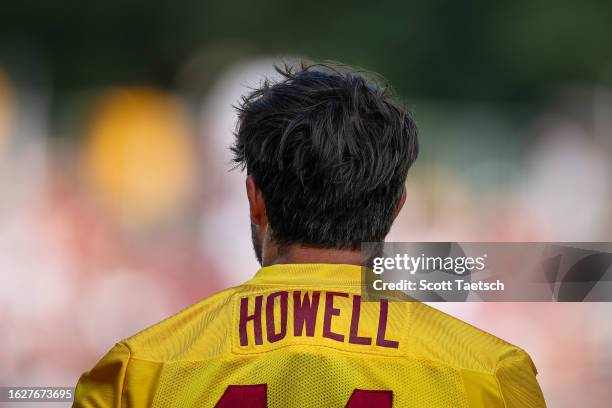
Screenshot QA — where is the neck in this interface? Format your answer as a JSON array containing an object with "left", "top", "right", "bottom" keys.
[{"left": 264, "top": 245, "right": 362, "bottom": 267}]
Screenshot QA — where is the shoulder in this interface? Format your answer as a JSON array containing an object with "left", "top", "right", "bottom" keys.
[
  {"left": 403, "top": 302, "right": 546, "bottom": 406},
  {"left": 405, "top": 302, "right": 535, "bottom": 375},
  {"left": 74, "top": 288, "right": 241, "bottom": 406},
  {"left": 121, "top": 286, "right": 242, "bottom": 362}
]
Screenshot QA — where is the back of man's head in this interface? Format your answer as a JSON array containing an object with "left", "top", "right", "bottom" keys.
[{"left": 232, "top": 63, "right": 419, "bottom": 250}]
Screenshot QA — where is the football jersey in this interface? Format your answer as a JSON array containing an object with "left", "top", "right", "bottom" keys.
[{"left": 73, "top": 263, "right": 546, "bottom": 407}]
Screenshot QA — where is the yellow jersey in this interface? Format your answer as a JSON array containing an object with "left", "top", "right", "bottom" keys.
[{"left": 73, "top": 264, "right": 546, "bottom": 407}]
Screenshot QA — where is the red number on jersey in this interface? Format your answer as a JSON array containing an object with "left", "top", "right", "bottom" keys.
[
  {"left": 346, "top": 389, "right": 392, "bottom": 407},
  {"left": 215, "top": 384, "right": 267, "bottom": 407},
  {"left": 215, "top": 385, "right": 392, "bottom": 407}
]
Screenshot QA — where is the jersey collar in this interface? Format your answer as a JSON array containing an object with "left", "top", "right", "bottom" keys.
[{"left": 246, "top": 263, "right": 364, "bottom": 286}]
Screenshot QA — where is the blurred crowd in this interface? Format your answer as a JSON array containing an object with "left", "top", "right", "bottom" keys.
[{"left": 0, "top": 58, "right": 611, "bottom": 407}]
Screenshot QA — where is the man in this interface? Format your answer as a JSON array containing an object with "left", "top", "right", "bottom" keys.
[{"left": 74, "top": 63, "right": 546, "bottom": 407}]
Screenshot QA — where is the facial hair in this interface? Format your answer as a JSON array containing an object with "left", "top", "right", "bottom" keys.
[{"left": 251, "top": 223, "right": 263, "bottom": 265}]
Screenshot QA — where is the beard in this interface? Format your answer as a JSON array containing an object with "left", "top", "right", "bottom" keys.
[{"left": 250, "top": 223, "right": 263, "bottom": 265}]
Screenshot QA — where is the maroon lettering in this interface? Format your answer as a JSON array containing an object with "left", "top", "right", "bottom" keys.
[
  {"left": 266, "top": 291, "right": 288, "bottom": 343},
  {"left": 323, "top": 292, "right": 348, "bottom": 342},
  {"left": 215, "top": 384, "right": 267, "bottom": 407},
  {"left": 293, "top": 291, "right": 320, "bottom": 337},
  {"left": 376, "top": 299, "right": 399, "bottom": 348},
  {"left": 346, "top": 389, "right": 393, "bottom": 407},
  {"left": 349, "top": 295, "right": 372, "bottom": 345},
  {"left": 239, "top": 295, "right": 263, "bottom": 346}
]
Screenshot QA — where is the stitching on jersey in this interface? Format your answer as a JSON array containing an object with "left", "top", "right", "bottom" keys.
[
  {"left": 458, "top": 368, "right": 498, "bottom": 408},
  {"left": 230, "top": 290, "right": 238, "bottom": 352},
  {"left": 230, "top": 339, "right": 404, "bottom": 358},
  {"left": 493, "top": 366, "right": 508, "bottom": 408},
  {"left": 492, "top": 354, "right": 535, "bottom": 408},
  {"left": 120, "top": 347, "right": 511, "bottom": 378},
  {"left": 119, "top": 342, "right": 132, "bottom": 408}
]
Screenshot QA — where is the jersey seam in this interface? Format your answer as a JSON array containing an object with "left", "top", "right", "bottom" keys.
[
  {"left": 492, "top": 354, "right": 528, "bottom": 408},
  {"left": 458, "top": 369, "right": 474, "bottom": 408},
  {"left": 493, "top": 368, "right": 508, "bottom": 408},
  {"left": 458, "top": 367, "right": 503, "bottom": 408},
  {"left": 405, "top": 356, "right": 498, "bottom": 376},
  {"left": 122, "top": 347, "right": 502, "bottom": 376},
  {"left": 119, "top": 342, "right": 132, "bottom": 408},
  {"left": 241, "top": 283, "right": 364, "bottom": 288},
  {"left": 230, "top": 341, "right": 403, "bottom": 358}
]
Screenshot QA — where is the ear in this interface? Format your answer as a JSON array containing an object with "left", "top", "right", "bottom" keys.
[
  {"left": 394, "top": 189, "right": 407, "bottom": 219},
  {"left": 246, "top": 175, "right": 267, "bottom": 225}
]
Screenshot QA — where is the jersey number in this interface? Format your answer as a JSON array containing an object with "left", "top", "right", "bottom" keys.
[{"left": 215, "top": 384, "right": 392, "bottom": 407}]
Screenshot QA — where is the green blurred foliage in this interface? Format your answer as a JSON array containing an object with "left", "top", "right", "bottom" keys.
[{"left": 1, "top": 0, "right": 611, "bottom": 102}]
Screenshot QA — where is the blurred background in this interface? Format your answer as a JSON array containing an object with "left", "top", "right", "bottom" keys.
[{"left": 1, "top": 1, "right": 611, "bottom": 406}]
